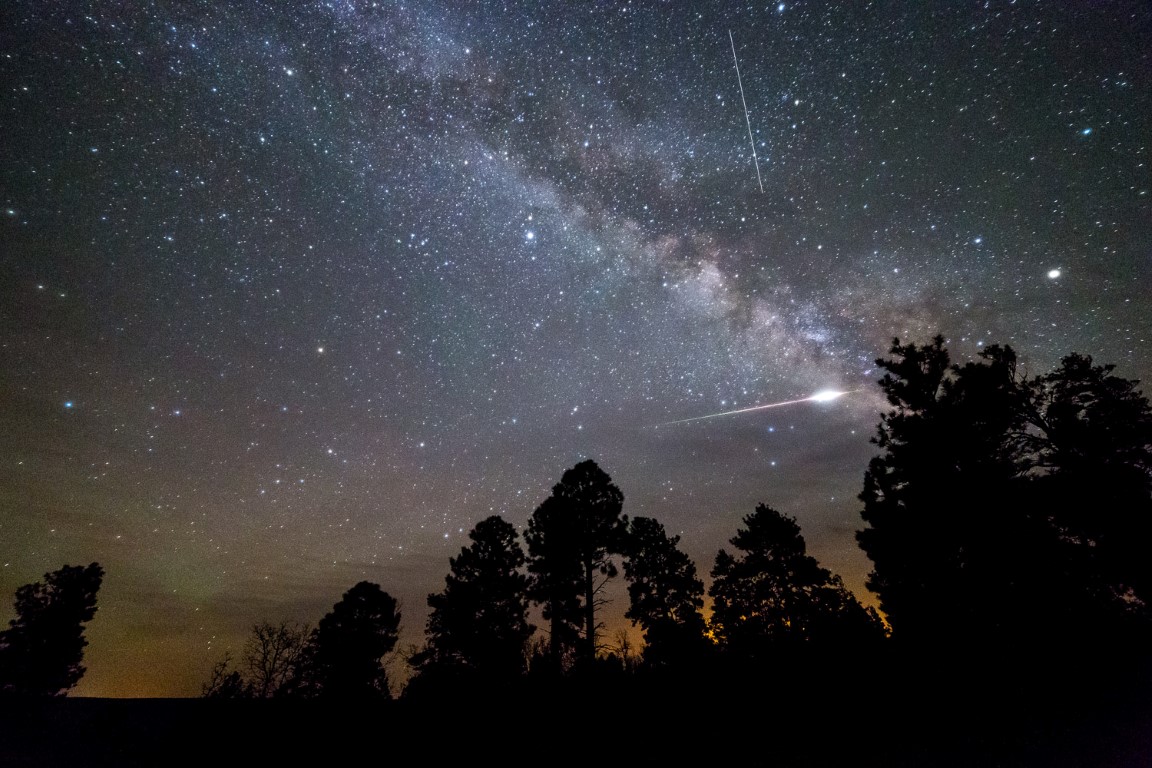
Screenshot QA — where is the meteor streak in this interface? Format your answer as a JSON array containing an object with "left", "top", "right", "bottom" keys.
[
  {"left": 729, "top": 30, "right": 764, "bottom": 193},
  {"left": 656, "top": 389, "right": 856, "bottom": 426}
]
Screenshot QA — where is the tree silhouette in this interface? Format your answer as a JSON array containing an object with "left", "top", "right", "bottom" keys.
[
  {"left": 525, "top": 460, "right": 628, "bottom": 670},
  {"left": 1025, "top": 353, "right": 1152, "bottom": 630},
  {"left": 523, "top": 493, "right": 582, "bottom": 674},
  {"left": 411, "top": 515, "right": 534, "bottom": 683},
  {"left": 622, "top": 516, "right": 711, "bottom": 667},
  {"left": 710, "top": 506, "right": 884, "bottom": 661},
  {"left": 608, "top": 628, "right": 641, "bottom": 673},
  {"left": 857, "top": 337, "right": 1152, "bottom": 647},
  {"left": 0, "top": 562, "right": 104, "bottom": 696},
  {"left": 201, "top": 653, "right": 248, "bottom": 699},
  {"left": 199, "top": 621, "right": 312, "bottom": 699},
  {"left": 857, "top": 337, "right": 1028, "bottom": 643},
  {"left": 296, "top": 581, "right": 401, "bottom": 699},
  {"left": 244, "top": 620, "right": 311, "bottom": 698}
]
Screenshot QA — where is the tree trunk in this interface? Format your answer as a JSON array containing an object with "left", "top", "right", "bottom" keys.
[{"left": 583, "top": 563, "right": 596, "bottom": 663}]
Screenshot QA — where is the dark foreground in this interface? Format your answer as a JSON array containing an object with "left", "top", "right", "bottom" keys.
[{"left": 3, "top": 656, "right": 1151, "bottom": 767}]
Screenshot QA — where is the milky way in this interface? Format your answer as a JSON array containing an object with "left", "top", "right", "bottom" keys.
[{"left": 2, "top": 1, "right": 1149, "bottom": 695}]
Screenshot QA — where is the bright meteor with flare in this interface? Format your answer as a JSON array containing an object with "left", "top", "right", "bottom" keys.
[{"left": 656, "top": 389, "right": 857, "bottom": 426}]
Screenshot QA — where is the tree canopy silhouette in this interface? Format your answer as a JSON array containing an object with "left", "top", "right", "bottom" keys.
[
  {"left": 710, "top": 506, "right": 884, "bottom": 661},
  {"left": 1025, "top": 352, "right": 1152, "bottom": 624},
  {"left": 296, "top": 581, "right": 401, "bottom": 699},
  {"left": 622, "top": 516, "right": 711, "bottom": 668},
  {"left": 525, "top": 460, "right": 628, "bottom": 671},
  {"left": 200, "top": 620, "right": 312, "bottom": 699},
  {"left": 857, "top": 337, "right": 1152, "bottom": 648},
  {"left": 411, "top": 515, "right": 534, "bottom": 684},
  {"left": 0, "top": 562, "right": 104, "bottom": 696}
]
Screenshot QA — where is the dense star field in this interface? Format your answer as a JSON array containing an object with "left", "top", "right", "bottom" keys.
[{"left": 1, "top": 1, "right": 1149, "bottom": 696}]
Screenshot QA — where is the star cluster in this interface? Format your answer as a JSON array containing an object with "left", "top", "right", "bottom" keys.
[{"left": 1, "top": 1, "right": 1148, "bottom": 695}]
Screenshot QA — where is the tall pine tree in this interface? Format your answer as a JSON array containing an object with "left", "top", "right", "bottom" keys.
[
  {"left": 413, "top": 515, "right": 533, "bottom": 681},
  {"left": 525, "top": 460, "right": 628, "bottom": 671},
  {"left": 622, "top": 516, "right": 710, "bottom": 668}
]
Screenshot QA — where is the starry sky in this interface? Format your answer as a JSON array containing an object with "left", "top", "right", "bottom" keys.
[{"left": 2, "top": 1, "right": 1149, "bottom": 697}]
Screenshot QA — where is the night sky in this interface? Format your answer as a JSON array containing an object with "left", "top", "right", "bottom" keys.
[{"left": 2, "top": 1, "right": 1149, "bottom": 697}]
